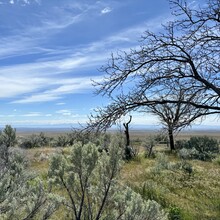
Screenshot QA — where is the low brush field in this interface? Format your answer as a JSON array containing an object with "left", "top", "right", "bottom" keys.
[{"left": 22, "top": 129, "right": 220, "bottom": 220}]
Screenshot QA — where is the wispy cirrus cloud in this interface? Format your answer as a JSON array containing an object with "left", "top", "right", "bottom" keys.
[
  {"left": 22, "top": 112, "right": 42, "bottom": 117},
  {"left": 0, "top": 14, "right": 170, "bottom": 104},
  {"left": 0, "top": 0, "right": 168, "bottom": 61},
  {"left": 1, "top": 0, "right": 164, "bottom": 61},
  {"left": 0, "top": 1, "right": 103, "bottom": 59},
  {"left": 56, "top": 102, "right": 66, "bottom": 106},
  {"left": 0, "top": 0, "right": 40, "bottom": 5},
  {"left": 0, "top": 75, "right": 48, "bottom": 98},
  {"left": 0, "top": 117, "right": 87, "bottom": 126},
  {"left": 56, "top": 109, "right": 72, "bottom": 116},
  {"left": 0, "top": 0, "right": 179, "bottom": 127},
  {"left": 13, "top": 94, "right": 61, "bottom": 104},
  {"left": 11, "top": 76, "right": 101, "bottom": 103},
  {"left": 0, "top": 52, "right": 105, "bottom": 103},
  {"left": 0, "top": 0, "right": 171, "bottom": 106}
]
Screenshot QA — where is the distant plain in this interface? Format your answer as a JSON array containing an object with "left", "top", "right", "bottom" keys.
[{"left": 15, "top": 127, "right": 220, "bottom": 140}]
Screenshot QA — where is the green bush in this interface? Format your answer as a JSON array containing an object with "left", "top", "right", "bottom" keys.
[
  {"left": 0, "top": 125, "right": 17, "bottom": 147},
  {"left": 20, "top": 132, "right": 50, "bottom": 149},
  {"left": 51, "top": 134, "right": 69, "bottom": 147},
  {"left": 50, "top": 131, "right": 105, "bottom": 148},
  {"left": 67, "top": 130, "right": 102, "bottom": 146},
  {"left": 0, "top": 125, "right": 17, "bottom": 164},
  {"left": 152, "top": 153, "right": 194, "bottom": 179},
  {"left": 168, "top": 206, "right": 183, "bottom": 220},
  {"left": 152, "top": 153, "right": 171, "bottom": 174},
  {"left": 177, "top": 136, "right": 219, "bottom": 161},
  {"left": 178, "top": 148, "right": 198, "bottom": 160}
]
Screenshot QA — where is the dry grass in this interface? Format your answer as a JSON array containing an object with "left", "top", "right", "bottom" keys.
[
  {"left": 121, "top": 149, "right": 220, "bottom": 220},
  {"left": 130, "top": 129, "right": 220, "bottom": 141},
  {"left": 24, "top": 147, "right": 60, "bottom": 178}
]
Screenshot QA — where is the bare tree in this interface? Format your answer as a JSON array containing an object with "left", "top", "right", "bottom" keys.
[
  {"left": 86, "top": 0, "right": 220, "bottom": 132},
  {"left": 147, "top": 88, "right": 207, "bottom": 151}
]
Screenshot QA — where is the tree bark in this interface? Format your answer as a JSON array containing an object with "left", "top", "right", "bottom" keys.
[
  {"left": 123, "top": 116, "right": 133, "bottom": 160},
  {"left": 168, "top": 128, "right": 175, "bottom": 151},
  {"left": 123, "top": 116, "right": 132, "bottom": 147}
]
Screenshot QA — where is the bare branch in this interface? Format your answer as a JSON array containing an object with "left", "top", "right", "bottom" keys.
[{"left": 86, "top": 0, "right": 220, "bottom": 132}]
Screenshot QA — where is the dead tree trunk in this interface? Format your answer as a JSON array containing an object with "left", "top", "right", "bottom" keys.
[
  {"left": 123, "top": 116, "right": 132, "bottom": 147},
  {"left": 123, "top": 116, "right": 133, "bottom": 160}
]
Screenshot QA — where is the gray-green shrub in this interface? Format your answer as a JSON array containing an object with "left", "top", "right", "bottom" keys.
[
  {"left": 20, "top": 132, "right": 50, "bottom": 149},
  {"left": 48, "top": 137, "right": 168, "bottom": 219},
  {"left": 0, "top": 125, "right": 17, "bottom": 164},
  {"left": 0, "top": 144, "right": 60, "bottom": 219},
  {"left": 176, "top": 136, "right": 219, "bottom": 161}
]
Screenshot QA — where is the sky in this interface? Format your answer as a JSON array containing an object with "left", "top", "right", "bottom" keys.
[{"left": 0, "top": 0, "right": 218, "bottom": 129}]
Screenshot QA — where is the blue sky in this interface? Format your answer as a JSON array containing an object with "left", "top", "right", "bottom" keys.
[{"left": 0, "top": 0, "right": 217, "bottom": 128}]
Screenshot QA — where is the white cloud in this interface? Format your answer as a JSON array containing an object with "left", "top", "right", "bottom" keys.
[
  {"left": 131, "top": 113, "right": 159, "bottom": 125},
  {"left": 4, "top": 0, "right": 39, "bottom": 5},
  {"left": 22, "top": 0, "right": 31, "bottom": 5},
  {"left": 13, "top": 93, "right": 62, "bottom": 104},
  {"left": 0, "top": 56, "right": 91, "bottom": 78},
  {"left": 0, "top": 51, "right": 105, "bottom": 101},
  {"left": 0, "top": 117, "right": 88, "bottom": 126},
  {"left": 22, "top": 112, "right": 42, "bottom": 117},
  {"left": 56, "top": 109, "right": 72, "bottom": 116},
  {"left": 58, "top": 57, "right": 87, "bottom": 70},
  {"left": 0, "top": 2, "right": 92, "bottom": 59},
  {"left": 56, "top": 102, "right": 66, "bottom": 105},
  {"left": 40, "top": 13, "right": 82, "bottom": 31},
  {"left": 7, "top": 114, "right": 15, "bottom": 118},
  {"left": 101, "top": 7, "right": 112, "bottom": 14},
  {"left": 0, "top": 7, "right": 171, "bottom": 105},
  {"left": 0, "top": 75, "right": 48, "bottom": 98},
  {"left": 12, "top": 76, "right": 99, "bottom": 103}
]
